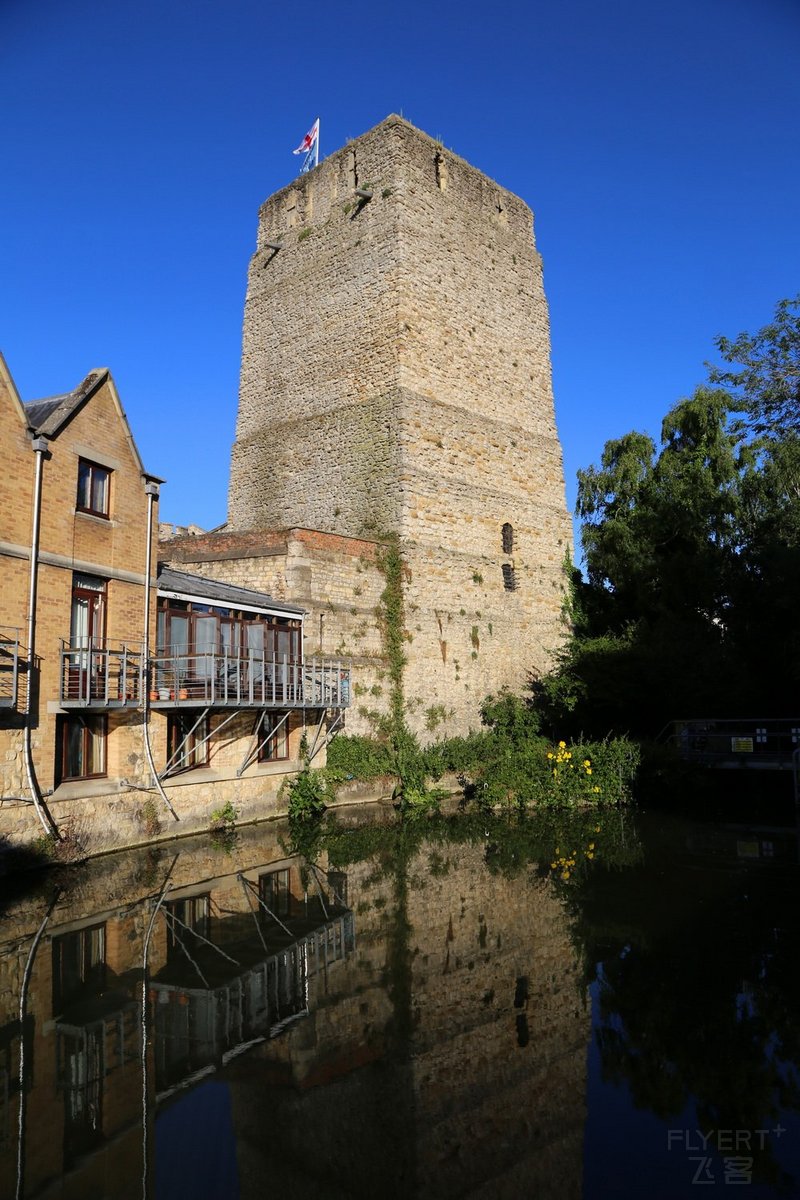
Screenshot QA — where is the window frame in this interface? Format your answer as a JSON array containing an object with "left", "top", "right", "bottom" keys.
[
  {"left": 165, "top": 894, "right": 211, "bottom": 959},
  {"left": 76, "top": 458, "right": 112, "bottom": 519},
  {"left": 166, "top": 712, "right": 210, "bottom": 772},
  {"left": 52, "top": 923, "right": 106, "bottom": 1012},
  {"left": 59, "top": 714, "right": 107, "bottom": 782},
  {"left": 259, "top": 868, "right": 291, "bottom": 918},
  {"left": 257, "top": 712, "right": 290, "bottom": 762}
]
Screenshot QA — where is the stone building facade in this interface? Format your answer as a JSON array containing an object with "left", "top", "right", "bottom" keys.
[
  {"left": 0, "top": 815, "right": 588, "bottom": 1198},
  {"left": 0, "top": 359, "right": 162, "bottom": 843},
  {"left": 0, "top": 359, "right": 350, "bottom": 856},
  {"left": 220, "top": 114, "right": 572, "bottom": 739}
]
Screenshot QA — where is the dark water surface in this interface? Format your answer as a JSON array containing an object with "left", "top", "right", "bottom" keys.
[{"left": 2, "top": 801, "right": 800, "bottom": 1199}]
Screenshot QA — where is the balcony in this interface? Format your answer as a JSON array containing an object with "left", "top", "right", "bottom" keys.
[
  {"left": 149, "top": 652, "right": 351, "bottom": 709},
  {"left": 0, "top": 628, "right": 21, "bottom": 709},
  {"left": 59, "top": 639, "right": 143, "bottom": 708}
]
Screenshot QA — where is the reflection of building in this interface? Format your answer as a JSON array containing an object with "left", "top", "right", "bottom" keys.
[
  {"left": 0, "top": 356, "right": 350, "bottom": 853},
  {"left": 0, "top": 823, "right": 355, "bottom": 1199},
  {"left": 229, "top": 842, "right": 589, "bottom": 1199},
  {"left": 152, "top": 868, "right": 354, "bottom": 1096},
  {"left": 0, "top": 819, "right": 589, "bottom": 1199}
]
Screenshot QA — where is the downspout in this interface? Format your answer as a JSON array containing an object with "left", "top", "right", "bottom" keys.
[
  {"left": 23, "top": 437, "right": 59, "bottom": 838},
  {"left": 141, "top": 482, "right": 178, "bottom": 821},
  {"left": 16, "top": 891, "right": 60, "bottom": 1200}
]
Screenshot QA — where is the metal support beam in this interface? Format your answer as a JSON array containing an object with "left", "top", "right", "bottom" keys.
[
  {"left": 305, "top": 709, "right": 327, "bottom": 765},
  {"left": 160, "top": 705, "right": 242, "bottom": 778},
  {"left": 307, "top": 708, "right": 343, "bottom": 766}
]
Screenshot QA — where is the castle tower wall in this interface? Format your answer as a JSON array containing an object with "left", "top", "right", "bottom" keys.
[{"left": 229, "top": 116, "right": 572, "bottom": 737}]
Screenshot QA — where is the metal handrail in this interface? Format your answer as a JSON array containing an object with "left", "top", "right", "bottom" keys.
[
  {"left": 668, "top": 718, "right": 800, "bottom": 766},
  {"left": 59, "top": 637, "right": 143, "bottom": 706},
  {"left": 0, "top": 626, "right": 21, "bottom": 708},
  {"left": 149, "top": 651, "right": 351, "bottom": 709}
]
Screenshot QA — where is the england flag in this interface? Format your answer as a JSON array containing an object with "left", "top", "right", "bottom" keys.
[{"left": 293, "top": 119, "right": 319, "bottom": 157}]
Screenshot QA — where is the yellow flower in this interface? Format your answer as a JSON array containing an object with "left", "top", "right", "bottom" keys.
[
  {"left": 588, "top": 842, "right": 595, "bottom": 850},
  {"left": 595, "top": 825, "right": 601, "bottom": 832},
  {"left": 585, "top": 767, "right": 592, "bottom": 774},
  {"left": 561, "top": 870, "right": 571, "bottom": 881},
  {"left": 586, "top": 852, "right": 594, "bottom": 860},
  {"left": 583, "top": 759, "right": 591, "bottom": 768},
  {"left": 558, "top": 740, "right": 566, "bottom": 748},
  {"left": 547, "top": 751, "right": 553, "bottom": 759}
]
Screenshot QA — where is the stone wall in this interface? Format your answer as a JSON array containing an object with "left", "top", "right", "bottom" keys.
[
  {"left": 225, "top": 115, "right": 572, "bottom": 738},
  {"left": 162, "top": 527, "right": 393, "bottom": 738}
]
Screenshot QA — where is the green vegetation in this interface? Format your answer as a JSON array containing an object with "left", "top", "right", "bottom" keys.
[
  {"left": 284, "top": 765, "right": 339, "bottom": 822},
  {"left": 327, "top": 691, "right": 637, "bottom": 812},
  {"left": 534, "top": 296, "right": 800, "bottom": 737},
  {"left": 210, "top": 800, "right": 238, "bottom": 831},
  {"left": 137, "top": 798, "right": 161, "bottom": 838}
]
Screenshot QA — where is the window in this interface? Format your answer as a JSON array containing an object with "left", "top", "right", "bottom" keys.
[
  {"left": 77, "top": 459, "right": 111, "bottom": 517},
  {"left": 501, "top": 523, "right": 514, "bottom": 554},
  {"left": 259, "top": 869, "right": 291, "bottom": 918},
  {"left": 52, "top": 924, "right": 106, "bottom": 1012},
  {"left": 165, "top": 894, "right": 210, "bottom": 960},
  {"left": 157, "top": 603, "right": 301, "bottom": 691},
  {"left": 59, "top": 715, "right": 106, "bottom": 781},
  {"left": 166, "top": 712, "right": 209, "bottom": 772},
  {"left": 57, "top": 1026, "right": 104, "bottom": 1165},
  {"left": 502, "top": 564, "right": 517, "bottom": 592},
  {"left": 257, "top": 712, "right": 289, "bottom": 762}
]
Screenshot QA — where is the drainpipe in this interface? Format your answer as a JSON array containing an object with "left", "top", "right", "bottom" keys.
[
  {"left": 16, "top": 891, "right": 60, "bottom": 1200},
  {"left": 23, "top": 437, "right": 59, "bottom": 838},
  {"left": 141, "top": 482, "right": 178, "bottom": 821}
]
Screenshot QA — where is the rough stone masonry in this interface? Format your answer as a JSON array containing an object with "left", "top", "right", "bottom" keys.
[{"left": 223, "top": 115, "right": 573, "bottom": 739}]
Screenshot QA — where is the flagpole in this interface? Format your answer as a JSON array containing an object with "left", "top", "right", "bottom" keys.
[{"left": 314, "top": 119, "right": 320, "bottom": 168}]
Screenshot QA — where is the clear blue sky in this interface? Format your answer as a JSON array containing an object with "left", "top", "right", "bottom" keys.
[{"left": 2, "top": 0, "right": 798, "bottom": 535}]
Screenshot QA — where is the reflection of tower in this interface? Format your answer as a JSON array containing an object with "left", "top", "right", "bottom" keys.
[
  {"left": 228, "top": 115, "right": 572, "bottom": 736},
  {"left": 228, "top": 841, "right": 589, "bottom": 1199},
  {"left": 406, "top": 846, "right": 589, "bottom": 1199}
]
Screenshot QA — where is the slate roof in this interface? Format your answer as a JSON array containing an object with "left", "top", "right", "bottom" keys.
[
  {"left": 157, "top": 566, "right": 304, "bottom": 616},
  {"left": 23, "top": 370, "right": 107, "bottom": 436}
]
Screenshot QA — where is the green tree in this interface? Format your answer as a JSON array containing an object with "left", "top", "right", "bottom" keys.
[
  {"left": 538, "top": 298, "right": 800, "bottom": 736},
  {"left": 709, "top": 296, "right": 800, "bottom": 438}
]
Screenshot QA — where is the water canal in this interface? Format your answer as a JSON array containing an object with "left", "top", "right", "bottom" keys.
[{"left": 2, "top": 800, "right": 799, "bottom": 1199}]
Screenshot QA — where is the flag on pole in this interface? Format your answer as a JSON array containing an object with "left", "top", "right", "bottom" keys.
[{"left": 292, "top": 118, "right": 320, "bottom": 173}]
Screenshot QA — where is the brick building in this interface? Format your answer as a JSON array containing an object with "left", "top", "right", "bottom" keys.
[{"left": 0, "top": 357, "right": 350, "bottom": 854}]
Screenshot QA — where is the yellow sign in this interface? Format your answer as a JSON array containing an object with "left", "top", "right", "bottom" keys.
[{"left": 731, "top": 737, "right": 754, "bottom": 753}]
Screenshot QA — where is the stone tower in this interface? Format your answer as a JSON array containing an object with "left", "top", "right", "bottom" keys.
[{"left": 229, "top": 115, "right": 572, "bottom": 737}]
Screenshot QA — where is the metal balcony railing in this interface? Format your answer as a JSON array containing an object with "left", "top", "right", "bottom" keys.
[
  {"left": 59, "top": 639, "right": 143, "bottom": 707},
  {"left": 0, "top": 627, "right": 21, "bottom": 708},
  {"left": 149, "top": 652, "right": 351, "bottom": 709},
  {"left": 667, "top": 718, "right": 800, "bottom": 769}
]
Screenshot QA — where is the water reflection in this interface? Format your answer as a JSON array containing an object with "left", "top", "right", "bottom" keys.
[{"left": 1, "top": 806, "right": 799, "bottom": 1198}]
